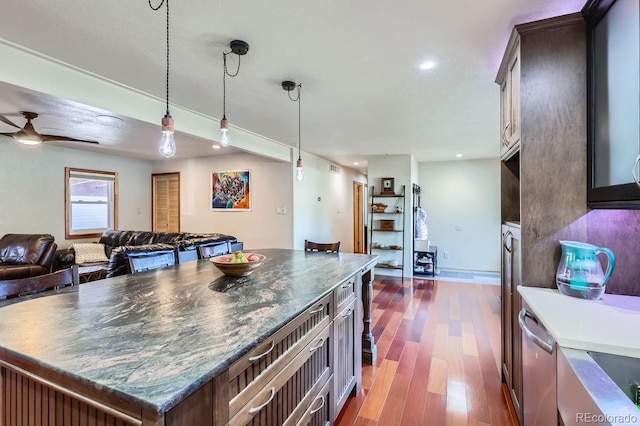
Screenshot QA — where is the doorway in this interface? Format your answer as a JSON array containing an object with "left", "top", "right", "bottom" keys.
[
  {"left": 152, "top": 172, "right": 180, "bottom": 232},
  {"left": 353, "top": 181, "right": 366, "bottom": 253}
]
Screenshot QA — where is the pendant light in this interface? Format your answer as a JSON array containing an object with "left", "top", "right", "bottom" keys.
[
  {"left": 219, "top": 40, "right": 249, "bottom": 148},
  {"left": 282, "top": 81, "right": 303, "bottom": 181},
  {"left": 150, "top": 0, "right": 176, "bottom": 158}
]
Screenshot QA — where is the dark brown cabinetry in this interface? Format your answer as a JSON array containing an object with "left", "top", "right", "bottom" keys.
[
  {"left": 499, "top": 35, "right": 521, "bottom": 161},
  {"left": 496, "top": 13, "right": 588, "bottom": 424},
  {"left": 501, "top": 223, "right": 522, "bottom": 423},
  {"left": 584, "top": 0, "right": 640, "bottom": 208}
]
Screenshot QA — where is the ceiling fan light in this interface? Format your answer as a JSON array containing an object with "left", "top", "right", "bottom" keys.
[{"left": 15, "top": 130, "right": 42, "bottom": 145}]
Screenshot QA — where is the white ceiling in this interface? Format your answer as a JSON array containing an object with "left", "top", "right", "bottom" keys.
[{"left": 0, "top": 0, "right": 586, "bottom": 172}]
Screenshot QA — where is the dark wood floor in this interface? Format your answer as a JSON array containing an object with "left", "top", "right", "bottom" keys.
[{"left": 335, "top": 275, "right": 515, "bottom": 426}]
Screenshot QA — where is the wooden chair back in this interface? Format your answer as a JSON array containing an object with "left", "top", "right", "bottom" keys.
[
  {"left": 304, "top": 240, "right": 341, "bottom": 253},
  {"left": 177, "top": 250, "right": 198, "bottom": 263},
  {"left": 0, "top": 265, "right": 79, "bottom": 300},
  {"left": 126, "top": 251, "right": 176, "bottom": 274}
]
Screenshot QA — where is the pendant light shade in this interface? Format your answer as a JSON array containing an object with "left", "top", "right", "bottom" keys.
[
  {"left": 218, "top": 40, "right": 249, "bottom": 148},
  {"left": 160, "top": 115, "right": 176, "bottom": 158},
  {"left": 282, "top": 80, "right": 303, "bottom": 182},
  {"left": 150, "top": 0, "right": 176, "bottom": 158},
  {"left": 296, "top": 158, "right": 304, "bottom": 182}
]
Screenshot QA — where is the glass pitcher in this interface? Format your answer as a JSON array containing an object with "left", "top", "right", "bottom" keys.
[{"left": 556, "top": 240, "right": 616, "bottom": 300}]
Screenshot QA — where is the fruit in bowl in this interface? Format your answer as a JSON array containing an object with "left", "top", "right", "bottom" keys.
[{"left": 209, "top": 251, "right": 266, "bottom": 276}]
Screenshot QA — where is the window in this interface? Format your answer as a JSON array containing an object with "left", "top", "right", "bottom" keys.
[{"left": 65, "top": 167, "right": 118, "bottom": 239}]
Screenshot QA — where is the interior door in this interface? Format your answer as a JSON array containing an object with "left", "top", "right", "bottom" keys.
[
  {"left": 353, "top": 182, "right": 365, "bottom": 253},
  {"left": 152, "top": 172, "right": 180, "bottom": 232}
]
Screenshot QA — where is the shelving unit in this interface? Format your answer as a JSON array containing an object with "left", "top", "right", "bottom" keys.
[
  {"left": 412, "top": 184, "right": 436, "bottom": 277},
  {"left": 369, "top": 184, "right": 406, "bottom": 280}
]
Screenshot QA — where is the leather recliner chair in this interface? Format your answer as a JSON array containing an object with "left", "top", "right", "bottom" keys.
[{"left": 0, "top": 234, "right": 57, "bottom": 280}]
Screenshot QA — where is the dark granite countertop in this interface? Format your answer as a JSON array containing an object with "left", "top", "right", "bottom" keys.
[{"left": 0, "top": 249, "right": 377, "bottom": 415}]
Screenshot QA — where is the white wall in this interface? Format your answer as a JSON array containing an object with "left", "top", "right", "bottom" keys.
[
  {"left": 419, "top": 158, "right": 500, "bottom": 272},
  {"left": 0, "top": 141, "right": 366, "bottom": 254},
  {"left": 367, "top": 155, "right": 415, "bottom": 277},
  {"left": 0, "top": 142, "right": 152, "bottom": 248},
  {"left": 152, "top": 151, "right": 366, "bottom": 252},
  {"left": 292, "top": 153, "right": 367, "bottom": 252},
  {"left": 152, "top": 152, "right": 293, "bottom": 250}
]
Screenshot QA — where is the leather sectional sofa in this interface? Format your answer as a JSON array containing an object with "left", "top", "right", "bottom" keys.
[
  {"left": 55, "top": 230, "right": 241, "bottom": 278},
  {"left": 0, "top": 234, "right": 57, "bottom": 280}
]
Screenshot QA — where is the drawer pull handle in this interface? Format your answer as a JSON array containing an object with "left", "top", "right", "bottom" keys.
[
  {"left": 342, "top": 309, "right": 353, "bottom": 318},
  {"left": 248, "top": 340, "right": 275, "bottom": 362},
  {"left": 309, "top": 395, "right": 325, "bottom": 415},
  {"left": 341, "top": 281, "right": 352, "bottom": 289},
  {"left": 633, "top": 154, "right": 640, "bottom": 186},
  {"left": 309, "top": 339, "right": 325, "bottom": 352},
  {"left": 248, "top": 387, "right": 275, "bottom": 415},
  {"left": 308, "top": 304, "right": 324, "bottom": 315}
]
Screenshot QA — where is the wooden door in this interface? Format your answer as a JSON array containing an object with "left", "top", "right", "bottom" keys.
[
  {"left": 352, "top": 182, "right": 365, "bottom": 253},
  {"left": 152, "top": 173, "right": 180, "bottom": 232}
]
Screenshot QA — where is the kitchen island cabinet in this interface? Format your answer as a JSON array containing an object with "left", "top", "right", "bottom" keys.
[{"left": 0, "top": 249, "right": 377, "bottom": 425}]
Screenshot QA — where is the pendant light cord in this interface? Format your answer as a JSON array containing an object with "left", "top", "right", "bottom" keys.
[
  {"left": 222, "top": 53, "right": 227, "bottom": 119},
  {"left": 149, "top": 0, "right": 170, "bottom": 117},
  {"left": 223, "top": 51, "right": 242, "bottom": 119},
  {"left": 298, "top": 84, "right": 302, "bottom": 160}
]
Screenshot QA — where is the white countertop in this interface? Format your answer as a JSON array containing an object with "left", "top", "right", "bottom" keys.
[{"left": 518, "top": 286, "right": 640, "bottom": 358}]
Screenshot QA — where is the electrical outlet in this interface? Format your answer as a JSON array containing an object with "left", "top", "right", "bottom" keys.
[{"left": 443, "top": 251, "right": 449, "bottom": 259}]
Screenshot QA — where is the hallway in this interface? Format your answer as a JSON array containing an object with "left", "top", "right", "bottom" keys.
[{"left": 336, "top": 276, "right": 515, "bottom": 425}]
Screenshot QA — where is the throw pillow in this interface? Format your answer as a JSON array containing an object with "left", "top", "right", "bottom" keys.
[{"left": 73, "top": 243, "right": 109, "bottom": 264}]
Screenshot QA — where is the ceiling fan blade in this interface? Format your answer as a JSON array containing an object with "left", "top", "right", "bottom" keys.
[
  {"left": 0, "top": 114, "right": 20, "bottom": 129},
  {"left": 0, "top": 132, "right": 17, "bottom": 137},
  {"left": 40, "top": 134, "right": 99, "bottom": 144}
]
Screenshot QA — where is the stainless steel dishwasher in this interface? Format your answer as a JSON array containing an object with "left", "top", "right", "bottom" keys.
[{"left": 519, "top": 300, "right": 558, "bottom": 425}]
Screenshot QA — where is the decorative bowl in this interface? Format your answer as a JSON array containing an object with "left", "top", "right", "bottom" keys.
[
  {"left": 209, "top": 253, "right": 266, "bottom": 276},
  {"left": 371, "top": 203, "right": 387, "bottom": 213}
]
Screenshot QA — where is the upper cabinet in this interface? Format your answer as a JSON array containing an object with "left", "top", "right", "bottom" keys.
[
  {"left": 497, "top": 32, "right": 521, "bottom": 161},
  {"left": 584, "top": 0, "right": 640, "bottom": 208}
]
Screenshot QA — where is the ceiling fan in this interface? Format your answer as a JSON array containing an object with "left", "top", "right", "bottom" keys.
[{"left": 0, "top": 111, "right": 99, "bottom": 145}]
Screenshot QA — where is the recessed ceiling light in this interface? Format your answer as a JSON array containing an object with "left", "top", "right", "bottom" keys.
[
  {"left": 212, "top": 144, "right": 221, "bottom": 150},
  {"left": 456, "top": 153, "right": 463, "bottom": 158},
  {"left": 420, "top": 61, "right": 435, "bottom": 70},
  {"left": 353, "top": 161, "right": 359, "bottom": 166},
  {"left": 96, "top": 114, "right": 124, "bottom": 124}
]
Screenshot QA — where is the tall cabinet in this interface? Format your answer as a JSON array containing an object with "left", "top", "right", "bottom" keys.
[
  {"left": 369, "top": 185, "right": 406, "bottom": 280},
  {"left": 496, "top": 14, "right": 588, "bottom": 425}
]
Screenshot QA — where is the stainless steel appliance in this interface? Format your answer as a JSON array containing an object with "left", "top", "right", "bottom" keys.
[{"left": 519, "top": 301, "right": 558, "bottom": 425}]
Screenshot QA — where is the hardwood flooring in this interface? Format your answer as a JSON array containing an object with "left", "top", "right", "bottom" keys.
[{"left": 336, "top": 276, "right": 516, "bottom": 426}]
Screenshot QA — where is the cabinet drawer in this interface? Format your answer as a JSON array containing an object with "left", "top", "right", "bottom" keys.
[
  {"left": 295, "top": 376, "right": 332, "bottom": 426},
  {"left": 228, "top": 293, "right": 332, "bottom": 418},
  {"left": 334, "top": 273, "right": 357, "bottom": 314},
  {"left": 229, "top": 324, "right": 332, "bottom": 426}
]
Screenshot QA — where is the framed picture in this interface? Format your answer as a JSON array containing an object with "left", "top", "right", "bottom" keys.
[
  {"left": 211, "top": 170, "right": 251, "bottom": 210},
  {"left": 381, "top": 177, "right": 395, "bottom": 194}
]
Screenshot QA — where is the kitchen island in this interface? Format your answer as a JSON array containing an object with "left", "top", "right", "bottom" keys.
[{"left": 0, "top": 248, "right": 377, "bottom": 425}]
